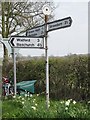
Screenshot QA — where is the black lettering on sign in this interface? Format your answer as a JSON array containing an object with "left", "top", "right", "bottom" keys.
[
  {"left": 59, "top": 22, "right": 62, "bottom": 26},
  {"left": 35, "top": 28, "right": 40, "bottom": 32},
  {"left": 17, "top": 39, "right": 20, "bottom": 41},
  {"left": 64, "top": 21, "right": 68, "bottom": 24},
  {"left": 37, "top": 43, "right": 42, "bottom": 47},
  {"left": 30, "top": 30, "right": 34, "bottom": 33},
  {"left": 50, "top": 25, "right": 53, "bottom": 28},
  {"left": 37, "top": 39, "right": 40, "bottom": 42}
]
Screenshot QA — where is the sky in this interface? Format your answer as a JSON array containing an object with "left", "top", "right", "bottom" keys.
[
  {"left": 47, "top": 1, "right": 88, "bottom": 56},
  {"left": 0, "top": 0, "right": 89, "bottom": 57}
]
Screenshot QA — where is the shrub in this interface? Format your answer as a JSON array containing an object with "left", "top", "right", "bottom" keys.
[{"left": 6, "top": 54, "right": 89, "bottom": 101}]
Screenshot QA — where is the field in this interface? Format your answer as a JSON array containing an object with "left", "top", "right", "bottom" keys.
[{"left": 2, "top": 94, "right": 90, "bottom": 119}]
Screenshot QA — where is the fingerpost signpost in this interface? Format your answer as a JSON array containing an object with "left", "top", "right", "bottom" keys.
[
  {"left": 26, "top": 5, "right": 72, "bottom": 109},
  {"left": 42, "top": 5, "right": 51, "bottom": 109},
  {"left": 8, "top": 4, "right": 72, "bottom": 108}
]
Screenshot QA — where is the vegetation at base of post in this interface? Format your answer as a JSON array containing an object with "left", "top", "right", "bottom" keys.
[{"left": 2, "top": 94, "right": 90, "bottom": 118}]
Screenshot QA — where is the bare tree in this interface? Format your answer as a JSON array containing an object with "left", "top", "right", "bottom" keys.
[{"left": 0, "top": 1, "right": 55, "bottom": 76}]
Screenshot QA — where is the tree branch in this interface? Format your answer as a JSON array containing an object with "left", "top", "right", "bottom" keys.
[
  {"left": 9, "top": 23, "right": 17, "bottom": 34},
  {"left": 12, "top": 28, "right": 27, "bottom": 36}
]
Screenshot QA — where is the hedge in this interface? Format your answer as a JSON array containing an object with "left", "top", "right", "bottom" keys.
[{"left": 4, "top": 54, "right": 90, "bottom": 101}]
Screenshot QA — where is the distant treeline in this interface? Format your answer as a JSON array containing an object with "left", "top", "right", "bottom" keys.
[{"left": 5, "top": 54, "right": 90, "bottom": 101}]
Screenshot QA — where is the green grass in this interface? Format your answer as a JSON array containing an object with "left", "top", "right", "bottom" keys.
[
  {"left": 0, "top": 100, "right": 2, "bottom": 119},
  {"left": 2, "top": 94, "right": 90, "bottom": 119}
]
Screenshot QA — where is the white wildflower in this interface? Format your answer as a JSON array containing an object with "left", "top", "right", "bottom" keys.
[
  {"left": 31, "top": 106, "right": 36, "bottom": 110},
  {"left": 27, "top": 94, "right": 29, "bottom": 97},
  {"left": 13, "top": 96, "right": 16, "bottom": 98},
  {"left": 48, "top": 104, "right": 50, "bottom": 107},
  {"left": 67, "top": 99, "right": 71, "bottom": 103},
  {"left": 25, "top": 94, "right": 27, "bottom": 97},
  {"left": 37, "top": 94, "right": 39, "bottom": 96},
  {"left": 30, "top": 94, "right": 32, "bottom": 97},
  {"left": 27, "top": 92, "right": 30, "bottom": 97},
  {"left": 22, "top": 98, "right": 24, "bottom": 100},
  {"left": 60, "top": 101, "right": 64, "bottom": 104},
  {"left": 65, "top": 107, "right": 68, "bottom": 110},
  {"left": 35, "top": 103, "right": 37, "bottom": 106},
  {"left": 18, "top": 96, "right": 21, "bottom": 99},
  {"left": 22, "top": 101, "right": 24, "bottom": 104},
  {"left": 69, "top": 99, "right": 72, "bottom": 101},
  {"left": 33, "top": 99, "right": 36, "bottom": 102},
  {"left": 65, "top": 101, "right": 70, "bottom": 106},
  {"left": 73, "top": 100, "right": 76, "bottom": 104}
]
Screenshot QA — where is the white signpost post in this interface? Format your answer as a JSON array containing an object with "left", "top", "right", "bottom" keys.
[{"left": 42, "top": 4, "right": 51, "bottom": 109}]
